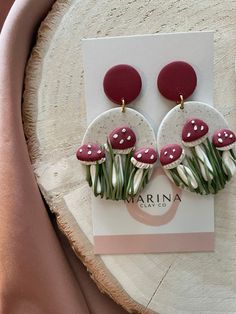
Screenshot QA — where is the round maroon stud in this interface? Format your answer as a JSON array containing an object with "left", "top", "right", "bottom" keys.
[
  {"left": 103, "top": 64, "right": 142, "bottom": 105},
  {"left": 157, "top": 61, "right": 197, "bottom": 102}
]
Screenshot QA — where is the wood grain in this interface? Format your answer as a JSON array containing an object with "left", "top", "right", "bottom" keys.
[{"left": 23, "top": 0, "right": 236, "bottom": 313}]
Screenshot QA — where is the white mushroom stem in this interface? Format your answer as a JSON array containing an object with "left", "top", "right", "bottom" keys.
[
  {"left": 112, "top": 154, "right": 124, "bottom": 188},
  {"left": 128, "top": 167, "right": 151, "bottom": 195},
  {"left": 176, "top": 165, "right": 198, "bottom": 189},
  {"left": 222, "top": 150, "right": 236, "bottom": 177},
  {"left": 129, "top": 168, "right": 144, "bottom": 195},
  {"left": 90, "top": 164, "right": 101, "bottom": 194},
  {"left": 195, "top": 145, "right": 213, "bottom": 181}
]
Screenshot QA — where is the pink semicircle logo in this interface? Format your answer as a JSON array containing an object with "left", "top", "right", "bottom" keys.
[{"left": 126, "top": 167, "right": 182, "bottom": 226}]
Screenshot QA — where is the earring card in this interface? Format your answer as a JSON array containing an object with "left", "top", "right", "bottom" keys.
[{"left": 82, "top": 31, "right": 214, "bottom": 254}]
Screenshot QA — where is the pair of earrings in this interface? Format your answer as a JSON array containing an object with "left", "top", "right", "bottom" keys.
[{"left": 76, "top": 61, "right": 236, "bottom": 201}]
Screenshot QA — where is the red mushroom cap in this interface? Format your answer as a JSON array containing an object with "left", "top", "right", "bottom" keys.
[
  {"left": 212, "top": 129, "right": 236, "bottom": 151},
  {"left": 182, "top": 118, "right": 209, "bottom": 147},
  {"left": 76, "top": 143, "right": 105, "bottom": 164},
  {"left": 131, "top": 147, "right": 158, "bottom": 169},
  {"left": 160, "top": 144, "right": 184, "bottom": 169},
  {"left": 108, "top": 126, "right": 136, "bottom": 154}
]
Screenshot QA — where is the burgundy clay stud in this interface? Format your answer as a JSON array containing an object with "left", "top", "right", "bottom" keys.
[{"left": 103, "top": 64, "right": 142, "bottom": 105}]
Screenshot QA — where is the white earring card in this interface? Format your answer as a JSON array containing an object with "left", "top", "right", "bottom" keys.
[{"left": 82, "top": 31, "right": 214, "bottom": 254}]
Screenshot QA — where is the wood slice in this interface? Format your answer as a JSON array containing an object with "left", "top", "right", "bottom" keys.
[{"left": 23, "top": 0, "right": 236, "bottom": 313}]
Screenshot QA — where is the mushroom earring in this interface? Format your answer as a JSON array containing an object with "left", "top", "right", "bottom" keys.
[
  {"left": 76, "top": 144, "right": 106, "bottom": 196},
  {"left": 157, "top": 61, "right": 236, "bottom": 195},
  {"left": 76, "top": 64, "right": 158, "bottom": 201}
]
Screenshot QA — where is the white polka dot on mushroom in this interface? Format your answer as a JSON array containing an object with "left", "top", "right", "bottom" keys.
[
  {"left": 113, "top": 134, "right": 118, "bottom": 139},
  {"left": 122, "top": 128, "right": 126, "bottom": 133},
  {"left": 194, "top": 125, "right": 198, "bottom": 131},
  {"left": 170, "top": 155, "right": 174, "bottom": 159},
  {"left": 127, "top": 136, "right": 131, "bottom": 140},
  {"left": 88, "top": 151, "right": 92, "bottom": 155},
  {"left": 218, "top": 138, "right": 223, "bottom": 143},
  {"left": 145, "top": 149, "right": 149, "bottom": 153},
  {"left": 87, "top": 144, "right": 91, "bottom": 148},
  {"left": 137, "top": 153, "right": 142, "bottom": 158},
  {"left": 97, "top": 150, "right": 101, "bottom": 154},
  {"left": 119, "top": 139, "right": 124, "bottom": 144},
  {"left": 150, "top": 154, "right": 154, "bottom": 160},
  {"left": 79, "top": 149, "right": 83, "bottom": 152}
]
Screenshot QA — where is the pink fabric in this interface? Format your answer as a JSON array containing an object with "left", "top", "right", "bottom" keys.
[
  {"left": 0, "top": 0, "right": 15, "bottom": 31},
  {"left": 0, "top": 1, "right": 127, "bottom": 313}
]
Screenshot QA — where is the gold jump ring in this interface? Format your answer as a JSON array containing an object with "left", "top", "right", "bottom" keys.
[
  {"left": 121, "top": 98, "right": 126, "bottom": 113},
  {"left": 179, "top": 95, "right": 184, "bottom": 110}
]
